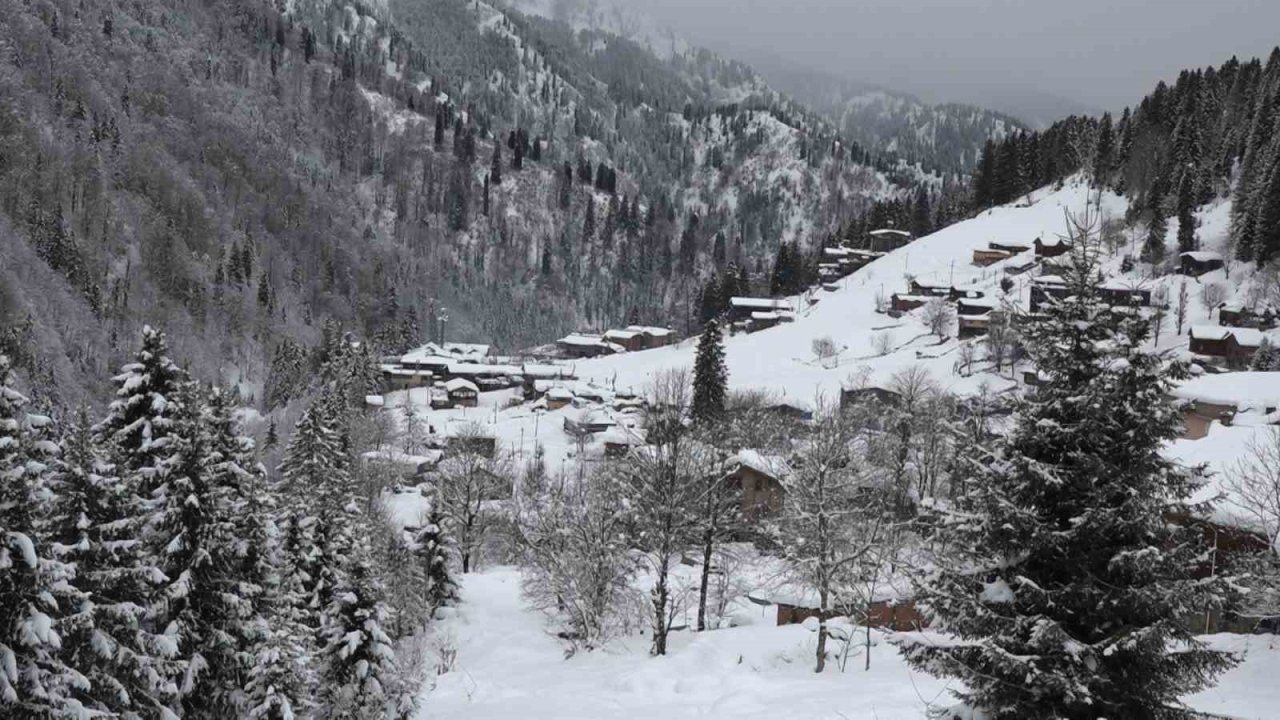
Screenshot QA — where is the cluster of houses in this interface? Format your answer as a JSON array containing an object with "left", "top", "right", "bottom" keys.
[
  {"left": 819, "top": 246, "right": 885, "bottom": 283},
  {"left": 889, "top": 279, "right": 1002, "bottom": 338},
  {"left": 555, "top": 325, "right": 675, "bottom": 359},
  {"left": 1189, "top": 325, "right": 1279, "bottom": 369},
  {"left": 380, "top": 341, "right": 573, "bottom": 407}
]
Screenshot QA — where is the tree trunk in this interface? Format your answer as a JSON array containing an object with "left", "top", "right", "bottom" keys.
[
  {"left": 652, "top": 558, "right": 669, "bottom": 656},
  {"left": 815, "top": 586, "right": 828, "bottom": 673},
  {"left": 696, "top": 502, "right": 716, "bottom": 632}
]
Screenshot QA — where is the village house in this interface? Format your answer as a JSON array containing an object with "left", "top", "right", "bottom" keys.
[
  {"left": 603, "top": 328, "right": 646, "bottom": 353},
  {"left": 957, "top": 300, "right": 1001, "bottom": 338},
  {"left": 728, "top": 297, "right": 793, "bottom": 323},
  {"left": 1096, "top": 279, "right": 1153, "bottom": 307},
  {"left": 1179, "top": 251, "right": 1225, "bottom": 277},
  {"left": 889, "top": 293, "right": 928, "bottom": 314},
  {"left": 443, "top": 378, "right": 480, "bottom": 408},
  {"left": 563, "top": 408, "right": 617, "bottom": 438},
  {"left": 1004, "top": 258, "right": 1039, "bottom": 276},
  {"left": 545, "top": 386, "right": 574, "bottom": 410},
  {"left": 1034, "top": 236, "right": 1071, "bottom": 258},
  {"left": 867, "top": 228, "right": 913, "bottom": 252},
  {"left": 990, "top": 241, "right": 1031, "bottom": 255},
  {"left": 601, "top": 426, "right": 645, "bottom": 458},
  {"left": 381, "top": 366, "right": 434, "bottom": 392},
  {"left": 1189, "top": 325, "right": 1276, "bottom": 368},
  {"left": 908, "top": 279, "right": 952, "bottom": 297},
  {"left": 556, "top": 333, "right": 623, "bottom": 359},
  {"left": 625, "top": 326, "right": 675, "bottom": 349},
  {"left": 972, "top": 247, "right": 1013, "bottom": 267},
  {"left": 724, "top": 450, "right": 790, "bottom": 520},
  {"left": 1029, "top": 274, "right": 1071, "bottom": 312},
  {"left": 1219, "top": 302, "right": 1279, "bottom": 330},
  {"left": 840, "top": 385, "right": 902, "bottom": 410},
  {"left": 1171, "top": 371, "right": 1280, "bottom": 440}
]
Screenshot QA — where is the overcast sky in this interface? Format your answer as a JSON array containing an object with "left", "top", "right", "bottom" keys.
[{"left": 629, "top": 0, "right": 1280, "bottom": 117}]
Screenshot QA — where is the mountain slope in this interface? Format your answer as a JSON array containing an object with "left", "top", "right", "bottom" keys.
[{"left": 0, "top": 0, "right": 926, "bottom": 405}]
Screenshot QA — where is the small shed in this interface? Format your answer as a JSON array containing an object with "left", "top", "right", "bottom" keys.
[
  {"left": 444, "top": 378, "right": 480, "bottom": 408},
  {"left": 729, "top": 297, "right": 792, "bottom": 323},
  {"left": 1219, "top": 303, "right": 1278, "bottom": 330},
  {"left": 601, "top": 427, "right": 645, "bottom": 458},
  {"left": 563, "top": 408, "right": 616, "bottom": 437},
  {"left": 1180, "top": 251, "right": 1225, "bottom": 277},
  {"left": 626, "top": 326, "right": 676, "bottom": 349}
]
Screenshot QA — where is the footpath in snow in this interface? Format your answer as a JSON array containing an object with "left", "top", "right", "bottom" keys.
[{"left": 420, "top": 569, "right": 1280, "bottom": 720}]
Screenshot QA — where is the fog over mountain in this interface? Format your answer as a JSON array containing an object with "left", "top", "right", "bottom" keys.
[{"left": 626, "top": 0, "right": 1280, "bottom": 123}]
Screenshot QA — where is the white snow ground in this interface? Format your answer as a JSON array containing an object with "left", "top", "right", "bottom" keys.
[{"left": 419, "top": 567, "right": 1280, "bottom": 720}]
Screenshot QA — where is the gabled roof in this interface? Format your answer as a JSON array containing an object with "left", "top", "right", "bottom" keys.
[
  {"left": 725, "top": 449, "right": 792, "bottom": 480},
  {"left": 625, "top": 325, "right": 673, "bottom": 336},
  {"left": 1189, "top": 325, "right": 1232, "bottom": 341},
  {"left": 1172, "top": 372, "right": 1280, "bottom": 410},
  {"left": 444, "top": 378, "right": 479, "bottom": 393},
  {"left": 1180, "top": 251, "right": 1223, "bottom": 262}
]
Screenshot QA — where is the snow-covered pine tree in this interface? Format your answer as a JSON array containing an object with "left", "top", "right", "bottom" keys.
[
  {"left": 691, "top": 319, "right": 727, "bottom": 425},
  {"left": 898, "top": 213, "right": 1239, "bottom": 719},
  {"left": 315, "top": 532, "right": 397, "bottom": 720},
  {"left": 0, "top": 356, "right": 89, "bottom": 716},
  {"left": 1252, "top": 336, "right": 1280, "bottom": 371},
  {"left": 89, "top": 327, "right": 190, "bottom": 717},
  {"left": 412, "top": 494, "right": 459, "bottom": 616}
]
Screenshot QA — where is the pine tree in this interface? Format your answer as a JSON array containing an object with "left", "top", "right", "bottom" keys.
[
  {"left": 1176, "top": 170, "right": 1199, "bottom": 253},
  {"left": 1143, "top": 181, "right": 1169, "bottom": 265},
  {"left": 691, "top": 320, "right": 727, "bottom": 425},
  {"left": 973, "top": 139, "right": 997, "bottom": 209},
  {"left": 1252, "top": 336, "right": 1280, "bottom": 370},
  {"left": 0, "top": 356, "right": 88, "bottom": 716},
  {"left": 412, "top": 497, "right": 459, "bottom": 616},
  {"left": 1254, "top": 159, "right": 1280, "bottom": 265},
  {"left": 315, "top": 535, "right": 395, "bottom": 720},
  {"left": 490, "top": 142, "right": 502, "bottom": 187},
  {"left": 898, "top": 220, "right": 1238, "bottom": 719}
]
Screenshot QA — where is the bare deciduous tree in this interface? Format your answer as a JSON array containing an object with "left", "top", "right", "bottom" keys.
[
  {"left": 812, "top": 335, "right": 839, "bottom": 367},
  {"left": 434, "top": 423, "right": 513, "bottom": 573},
  {"left": 921, "top": 298, "right": 955, "bottom": 339}
]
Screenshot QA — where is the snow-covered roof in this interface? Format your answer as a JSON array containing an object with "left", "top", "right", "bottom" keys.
[
  {"left": 444, "top": 378, "right": 480, "bottom": 393},
  {"left": 869, "top": 228, "right": 911, "bottom": 237},
  {"left": 546, "top": 387, "right": 573, "bottom": 400},
  {"left": 1097, "top": 278, "right": 1152, "bottom": 292},
  {"left": 400, "top": 342, "right": 490, "bottom": 364},
  {"left": 725, "top": 449, "right": 791, "bottom": 480},
  {"left": 751, "top": 311, "right": 780, "bottom": 321},
  {"left": 1190, "top": 325, "right": 1233, "bottom": 341},
  {"left": 361, "top": 448, "right": 444, "bottom": 468},
  {"left": 365, "top": 394, "right": 385, "bottom": 407},
  {"left": 626, "top": 325, "right": 672, "bottom": 337},
  {"left": 1229, "top": 327, "right": 1274, "bottom": 348},
  {"left": 558, "top": 333, "right": 605, "bottom": 346},
  {"left": 1033, "top": 274, "right": 1067, "bottom": 285},
  {"left": 1172, "top": 372, "right": 1280, "bottom": 410},
  {"left": 1180, "top": 251, "right": 1223, "bottom": 262},
  {"left": 600, "top": 426, "right": 644, "bottom": 445},
  {"left": 823, "top": 247, "right": 852, "bottom": 258},
  {"left": 604, "top": 329, "right": 642, "bottom": 341},
  {"left": 731, "top": 297, "right": 792, "bottom": 311}
]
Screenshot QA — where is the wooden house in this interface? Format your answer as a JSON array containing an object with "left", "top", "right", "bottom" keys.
[
  {"left": 1218, "top": 303, "right": 1278, "bottom": 330},
  {"left": 1096, "top": 280, "right": 1153, "bottom": 307},
  {"left": 628, "top": 326, "right": 675, "bottom": 349},
  {"left": 729, "top": 297, "right": 792, "bottom": 323},
  {"left": 601, "top": 427, "right": 645, "bottom": 458},
  {"left": 603, "top": 328, "right": 646, "bottom": 352},
  {"left": 774, "top": 599, "right": 926, "bottom": 632},
  {"left": 724, "top": 451, "right": 790, "bottom": 520},
  {"left": 841, "top": 385, "right": 902, "bottom": 410},
  {"left": 957, "top": 300, "right": 1001, "bottom": 339},
  {"left": 1029, "top": 275, "right": 1070, "bottom": 312},
  {"left": 1171, "top": 372, "right": 1280, "bottom": 440},
  {"left": 563, "top": 408, "right": 616, "bottom": 437},
  {"left": 909, "top": 279, "right": 952, "bottom": 297},
  {"left": 890, "top": 294, "right": 928, "bottom": 313},
  {"left": 557, "top": 333, "right": 622, "bottom": 358},
  {"left": 381, "top": 366, "right": 433, "bottom": 392},
  {"left": 972, "top": 247, "right": 1012, "bottom": 267},
  {"left": 545, "top": 386, "right": 574, "bottom": 411},
  {"left": 1180, "top": 251, "right": 1225, "bottom": 277},
  {"left": 1188, "top": 326, "right": 1273, "bottom": 368},
  {"left": 444, "top": 378, "right": 480, "bottom": 408},
  {"left": 867, "top": 228, "right": 913, "bottom": 252},
  {"left": 949, "top": 285, "right": 986, "bottom": 301},
  {"left": 1034, "top": 236, "right": 1071, "bottom": 258}
]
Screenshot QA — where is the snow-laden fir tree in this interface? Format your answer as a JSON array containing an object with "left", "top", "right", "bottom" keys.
[
  {"left": 691, "top": 319, "right": 727, "bottom": 425},
  {"left": 897, "top": 212, "right": 1239, "bottom": 719},
  {"left": 315, "top": 531, "right": 398, "bottom": 720},
  {"left": 0, "top": 355, "right": 90, "bottom": 716},
  {"left": 412, "top": 490, "right": 459, "bottom": 617},
  {"left": 90, "top": 328, "right": 190, "bottom": 717}
]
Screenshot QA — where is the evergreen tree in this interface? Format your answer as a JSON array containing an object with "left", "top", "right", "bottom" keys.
[
  {"left": 1252, "top": 336, "right": 1280, "bottom": 370},
  {"left": 1143, "top": 182, "right": 1169, "bottom": 265},
  {"left": 412, "top": 497, "right": 459, "bottom": 616},
  {"left": 490, "top": 142, "right": 502, "bottom": 187},
  {"left": 691, "top": 320, "right": 727, "bottom": 425},
  {"left": 1254, "top": 159, "right": 1280, "bottom": 265},
  {"left": 582, "top": 197, "right": 596, "bottom": 243},
  {"left": 898, "top": 224, "right": 1238, "bottom": 719},
  {"left": 1176, "top": 170, "right": 1199, "bottom": 253},
  {"left": 973, "top": 139, "right": 997, "bottom": 208},
  {"left": 1093, "top": 111, "right": 1115, "bottom": 183},
  {"left": 315, "top": 535, "right": 395, "bottom": 720},
  {"left": 770, "top": 243, "right": 793, "bottom": 296},
  {"left": 0, "top": 356, "right": 87, "bottom": 716}
]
